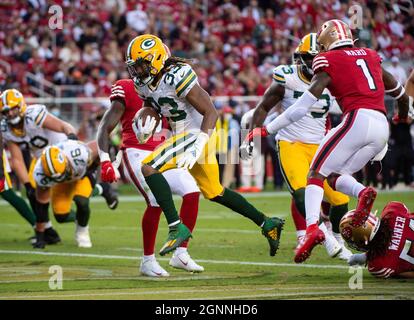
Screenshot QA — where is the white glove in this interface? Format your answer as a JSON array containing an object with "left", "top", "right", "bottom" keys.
[
  {"left": 177, "top": 132, "right": 209, "bottom": 170},
  {"left": 132, "top": 115, "right": 157, "bottom": 144},
  {"left": 239, "top": 140, "right": 254, "bottom": 160},
  {"left": 348, "top": 253, "right": 367, "bottom": 266}
]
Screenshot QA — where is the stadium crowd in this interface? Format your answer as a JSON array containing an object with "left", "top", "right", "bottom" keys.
[{"left": 0, "top": 0, "right": 413, "bottom": 191}]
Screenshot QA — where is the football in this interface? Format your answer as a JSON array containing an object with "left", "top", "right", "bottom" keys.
[{"left": 133, "top": 107, "right": 161, "bottom": 135}]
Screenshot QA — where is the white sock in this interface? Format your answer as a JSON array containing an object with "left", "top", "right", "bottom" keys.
[
  {"left": 175, "top": 247, "right": 188, "bottom": 255},
  {"left": 333, "top": 232, "right": 345, "bottom": 245},
  {"left": 296, "top": 230, "right": 306, "bottom": 238},
  {"left": 76, "top": 223, "right": 89, "bottom": 232},
  {"left": 305, "top": 184, "right": 324, "bottom": 227},
  {"left": 143, "top": 254, "right": 155, "bottom": 262},
  {"left": 318, "top": 222, "right": 328, "bottom": 238},
  {"left": 335, "top": 175, "right": 365, "bottom": 198},
  {"left": 45, "top": 221, "right": 52, "bottom": 229}
]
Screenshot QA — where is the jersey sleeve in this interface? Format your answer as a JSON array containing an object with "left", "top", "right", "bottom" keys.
[
  {"left": 312, "top": 53, "right": 331, "bottom": 74},
  {"left": 368, "top": 265, "right": 396, "bottom": 279},
  {"left": 171, "top": 64, "right": 198, "bottom": 98},
  {"left": 27, "top": 104, "right": 48, "bottom": 127},
  {"left": 110, "top": 81, "right": 126, "bottom": 102},
  {"left": 33, "top": 159, "right": 54, "bottom": 188},
  {"left": 272, "top": 65, "right": 287, "bottom": 85}
]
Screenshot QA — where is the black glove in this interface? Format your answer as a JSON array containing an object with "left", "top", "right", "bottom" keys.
[{"left": 67, "top": 133, "right": 79, "bottom": 140}]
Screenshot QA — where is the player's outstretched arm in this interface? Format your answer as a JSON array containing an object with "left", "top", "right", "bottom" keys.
[
  {"left": 382, "top": 67, "right": 411, "bottom": 119},
  {"left": 405, "top": 70, "right": 414, "bottom": 97},
  {"left": 42, "top": 113, "right": 78, "bottom": 139},
  {"left": 265, "top": 72, "right": 331, "bottom": 134},
  {"left": 395, "top": 271, "right": 414, "bottom": 279}
]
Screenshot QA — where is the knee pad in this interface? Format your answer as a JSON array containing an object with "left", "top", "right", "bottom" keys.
[{"left": 292, "top": 188, "right": 306, "bottom": 217}]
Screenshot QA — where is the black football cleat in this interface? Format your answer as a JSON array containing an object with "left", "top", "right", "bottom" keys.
[
  {"left": 100, "top": 182, "right": 119, "bottom": 210},
  {"left": 44, "top": 227, "right": 61, "bottom": 245}
]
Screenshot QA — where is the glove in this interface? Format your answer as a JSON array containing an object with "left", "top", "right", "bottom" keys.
[
  {"left": 132, "top": 115, "right": 157, "bottom": 144},
  {"left": 66, "top": 133, "right": 79, "bottom": 140},
  {"left": 239, "top": 127, "right": 269, "bottom": 160},
  {"left": 101, "top": 160, "right": 117, "bottom": 183},
  {"left": 177, "top": 132, "right": 209, "bottom": 170},
  {"left": 0, "top": 177, "right": 4, "bottom": 193},
  {"left": 348, "top": 253, "right": 367, "bottom": 266},
  {"left": 392, "top": 114, "right": 408, "bottom": 124}
]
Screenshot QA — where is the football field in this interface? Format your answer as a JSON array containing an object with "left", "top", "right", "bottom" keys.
[{"left": 0, "top": 190, "right": 413, "bottom": 300}]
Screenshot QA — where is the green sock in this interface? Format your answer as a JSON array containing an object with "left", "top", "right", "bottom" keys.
[
  {"left": 212, "top": 188, "right": 266, "bottom": 226},
  {"left": 54, "top": 210, "right": 76, "bottom": 223},
  {"left": 145, "top": 173, "right": 179, "bottom": 225},
  {"left": 92, "top": 184, "right": 103, "bottom": 197},
  {"left": 74, "top": 196, "right": 90, "bottom": 227},
  {"left": 1, "top": 189, "right": 36, "bottom": 226},
  {"left": 329, "top": 203, "right": 349, "bottom": 233}
]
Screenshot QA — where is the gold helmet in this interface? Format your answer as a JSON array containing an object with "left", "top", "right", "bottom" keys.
[
  {"left": 317, "top": 19, "right": 353, "bottom": 52},
  {"left": 296, "top": 33, "right": 319, "bottom": 74},
  {"left": 339, "top": 210, "right": 380, "bottom": 252},
  {"left": 0, "top": 89, "right": 27, "bottom": 125},
  {"left": 41, "top": 146, "right": 69, "bottom": 182},
  {"left": 125, "top": 34, "right": 171, "bottom": 86}
]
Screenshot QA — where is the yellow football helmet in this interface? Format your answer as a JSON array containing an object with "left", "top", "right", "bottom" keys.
[
  {"left": 41, "top": 146, "right": 69, "bottom": 182},
  {"left": 317, "top": 19, "right": 353, "bottom": 52},
  {"left": 125, "top": 34, "right": 171, "bottom": 86},
  {"left": 0, "top": 89, "right": 27, "bottom": 125},
  {"left": 339, "top": 210, "right": 380, "bottom": 252},
  {"left": 297, "top": 33, "right": 319, "bottom": 75}
]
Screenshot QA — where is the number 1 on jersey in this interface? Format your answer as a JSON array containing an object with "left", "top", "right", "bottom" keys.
[{"left": 356, "top": 59, "right": 377, "bottom": 90}]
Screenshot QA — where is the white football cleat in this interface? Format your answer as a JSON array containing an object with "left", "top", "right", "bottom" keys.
[
  {"left": 75, "top": 224, "right": 92, "bottom": 248},
  {"left": 319, "top": 224, "right": 342, "bottom": 258},
  {"left": 169, "top": 250, "right": 204, "bottom": 273},
  {"left": 140, "top": 258, "right": 169, "bottom": 277},
  {"left": 333, "top": 232, "right": 353, "bottom": 261}
]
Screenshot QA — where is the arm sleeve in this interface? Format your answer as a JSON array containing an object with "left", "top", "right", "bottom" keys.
[{"left": 265, "top": 90, "right": 318, "bottom": 134}]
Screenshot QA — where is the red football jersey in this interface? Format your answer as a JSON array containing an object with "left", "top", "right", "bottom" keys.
[
  {"left": 368, "top": 201, "right": 414, "bottom": 278},
  {"left": 312, "top": 47, "right": 386, "bottom": 115},
  {"left": 109, "top": 79, "right": 164, "bottom": 151}
]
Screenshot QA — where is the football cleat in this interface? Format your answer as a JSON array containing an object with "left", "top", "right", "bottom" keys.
[
  {"left": 261, "top": 217, "right": 285, "bottom": 256},
  {"left": 169, "top": 250, "right": 204, "bottom": 273},
  {"left": 351, "top": 187, "right": 377, "bottom": 227},
  {"left": 32, "top": 231, "right": 46, "bottom": 249},
  {"left": 75, "top": 224, "right": 92, "bottom": 248},
  {"left": 323, "top": 232, "right": 342, "bottom": 258},
  {"left": 337, "top": 245, "right": 353, "bottom": 261},
  {"left": 140, "top": 258, "right": 170, "bottom": 277},
  {"left": 100, "top": 182, "right": 119, "bottom": 210},
  {"left": 294, "top": 224, "right": 325, "bottom": 263},
  {"left": 159, "top": 223, "right": 192, "bottom": 256},
  {"left": 44, "top": 227, "right": 61, "bottom": 245}
]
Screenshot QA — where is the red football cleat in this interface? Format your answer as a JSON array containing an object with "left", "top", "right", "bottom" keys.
[
  {"left": 351, "top": 187, "right": 377, "bottom": 227},
  {"left": 294, "top": 224, "right": 325, "bottom": 263}
]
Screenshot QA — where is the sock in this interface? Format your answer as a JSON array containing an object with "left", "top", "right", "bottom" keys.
[
  {"left": 74, "top": 196, "right": 90, "bottom": 227},
  {"left": 142, "top": 206, "right": 162, "bottom": 256},
  {"left": 305, "top": 181, "right": 324, "bottom": 227},
  {"left": 145, "top": 173, "right": 180, "bottom": 226},
  {"left": 296, "top": 229, "right": 306, "bottom": 239},
  {"left": 334, "top": 175, "right": 365, "bottom": 198},
  {"left": 1, "top": 189, "right": 36, "bottom": 226},
  {"left": 92, "top": 184, "right": 103, "bottom": 197},
  {"left": 179, "top": 192, "right": 200, "bottom": 248},
  {"left": 45, "top": 221, "right": 52, "bottom": 229},
  {"left": 333, "top": 232, "right": 345, "bottom": 245},
  {"left": 211, "top": 188, "right": 265, "bottom": 226},
  {"left": 54, "top": 210, "right": 76, "bottom": 223},
  {"left": 291, "top": 199, "right": 306, "bottom": 233},
  {"left": 175, "top": 247, "right": 187, "bottom": 255},
  {"left": 143, "top": 254, "right": 155, "bottom": 262},
  {"left": 329, "top": 203, "right": 348, "bottom": 233}
]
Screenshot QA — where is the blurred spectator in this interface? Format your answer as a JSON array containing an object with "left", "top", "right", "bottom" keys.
[{"left": 386, "top": 56, "right": 408, "bottom": 84}]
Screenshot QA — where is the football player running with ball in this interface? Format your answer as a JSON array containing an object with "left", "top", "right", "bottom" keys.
[
  {"left": 243, "top": 20, "right": 412, "bottom": 263},
  {"left": 241, "top": 33, "right": 351, "bottom": 261},
  {"left": 100, "top": 34, "right": 284, "bottom": 257},
  {"left": 97, "top": 76, "right": 203, "bottom": 277}
]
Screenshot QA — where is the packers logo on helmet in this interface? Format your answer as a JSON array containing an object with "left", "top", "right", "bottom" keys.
[
  {"left": 339, "top": 210, "right": 380, "bottom": 252},
  {"left": 125, "top": 34, "right": 171, "bottom": 86},
  {"left": 0, "top": 89, "right": 27, "bottom": 126},
  {"left": 317, "top": 19, "right": 353, "bottom": 52},
  {"left": 41, "top": 146, "right": 69, "bottom": 181},
  {"left": 296, "top": 33, "right": 319, "bottom": 75}
]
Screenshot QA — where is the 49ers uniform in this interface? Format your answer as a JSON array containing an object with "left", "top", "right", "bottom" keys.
[
  {"left": 310, "top": 47, "right": 389, "bottom": 176},
  {"left": 110, "top": 79, "right": 199, "bottom": 206},
  {"left": 368, "top": 202, "right": 414, "bottom": 278},
  {"left": 33, "top": 140, "right": 93, "bottom": 216}
]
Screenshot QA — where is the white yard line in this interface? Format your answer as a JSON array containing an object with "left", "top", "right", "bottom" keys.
[{"left": 0, "top": 249, "right": 349, "bottom": 269}]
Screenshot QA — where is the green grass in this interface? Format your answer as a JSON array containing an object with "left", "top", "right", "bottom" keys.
[{"left": 0, "top": 190, "right": 413, "bottom": 300}]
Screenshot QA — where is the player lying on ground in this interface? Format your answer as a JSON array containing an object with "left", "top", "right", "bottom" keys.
[
  {"left": 243, "top": 19, "right": 412, "bottom": 263},
  {"left": 241, "top": 33, "right": 351, "bottom": 261},
  {"left": 97, "top": 78, "right": 203, "bottom": 277},
  {"left": 343, "top": 202, "right": 414, "bottom": 279},
  {"left": 101, "top": 34, "right": 284, "bottom": 257}
]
